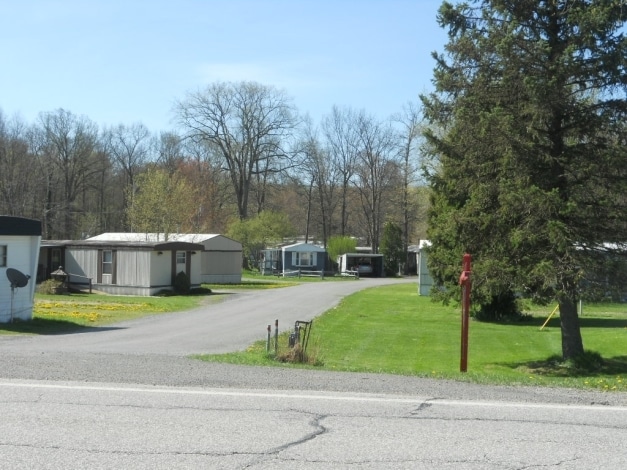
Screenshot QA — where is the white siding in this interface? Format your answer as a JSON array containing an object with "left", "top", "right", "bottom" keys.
[
  {"left": 87, "top": 233, "right": 242, "bottom": 285},
  {"left": 201, "top": 252, "right": 241, "bottom": 275},
  {"left": 116, "top": 250, "right": 151, "bottom": 286},
  {"left": 189, "top": 252, "right": 202, "bottom": 285},
  {"left": 0, "top": 235, "right": 40, "bottom": 322},
  {"left": 150, "top": 251, "right": 173, "bottom": 287},
  {"left": 417, "top": 250, "right": 434, "bottom": 296},
  {"left": 65, "top": 248, "right": 97, "bottom": 279},
  {"left": 200, "top": 250, "right": 242, "bottom": 283}
]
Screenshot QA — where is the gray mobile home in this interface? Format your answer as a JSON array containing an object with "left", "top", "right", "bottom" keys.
[
  {"left": 87, "top": 233, "right": 242, "bottom": 284},
  {"left": 63, "top": 239, "right": 203, "bottom": 296}
]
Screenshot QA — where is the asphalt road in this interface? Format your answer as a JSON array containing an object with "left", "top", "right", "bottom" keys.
[{"left": 1, "top": 277, "right": 627, "bottom": 468}]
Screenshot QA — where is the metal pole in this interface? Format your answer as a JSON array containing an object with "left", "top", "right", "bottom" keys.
[
  {"left": 266, "top": 324, "right": 271, "bottom": 353},
  {"left": 10, "top": 285, "right": 14, "bottom": 323},
  {"left": 274, "top": 319, "right": 278, "bottom": 355},
  {"left": 459, "top": 253, "right": 472, "bottom": 372}
]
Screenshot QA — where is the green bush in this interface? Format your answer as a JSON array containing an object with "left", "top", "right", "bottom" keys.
[
  {"left": 36, "top": 279, "right": 65, "bottom": 295},
  {"left": 474, "top": 290, "right": 523, "bottom": 322},
  {"left": 173, "top": 271, "right": 191, "bottom": 295}
]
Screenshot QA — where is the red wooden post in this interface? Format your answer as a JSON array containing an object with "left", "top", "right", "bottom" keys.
[{"left": 459, "top": 253, "right": 472, "bottom": 372}]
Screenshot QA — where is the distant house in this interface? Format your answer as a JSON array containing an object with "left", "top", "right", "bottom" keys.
[
  {"left": 261, "top": 243, "right": 327, "bottom": 275},
  {"left": 0, "top": 216, "right": 41, "bottom": 322},
  {"left": 87, "top": 233, "right": 243, "bottom": 284}
]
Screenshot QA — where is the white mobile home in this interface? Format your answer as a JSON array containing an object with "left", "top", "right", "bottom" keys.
[
  {"left": 87, "top": 233, "right": 243, "bottom": 284},
  {"left": 0, "top": 216, "right": 41, "bottom": 322},
  {"left": 63, "top": 239, "right": 203, "bottom": 296}
]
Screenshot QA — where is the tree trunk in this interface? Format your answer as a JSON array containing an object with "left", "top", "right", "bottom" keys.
[{"left": 558, "top": 295, "right": 584, "bottom": 360}]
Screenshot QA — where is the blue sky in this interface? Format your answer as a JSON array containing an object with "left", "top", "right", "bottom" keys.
[{"left": 0, "top": 0, "right": 448, "bottom": 133}]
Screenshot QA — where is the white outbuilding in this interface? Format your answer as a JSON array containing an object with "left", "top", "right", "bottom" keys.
[
  {"left": 416, "top": 240, "right": 433, "bottom": 296},
  {"left": 0, "top": 216, "right": 41, "bottom": 322}
]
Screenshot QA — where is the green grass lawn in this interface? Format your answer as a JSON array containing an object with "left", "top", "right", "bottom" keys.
[
  {"left": 5, "top": 280, "right": 627, "bottom": 391},
  {"left": 0, "top": 291, "right": 210, "bottom": 335},
  {"left": 196, "top": 283, "right": 627, "bottom": 392}
]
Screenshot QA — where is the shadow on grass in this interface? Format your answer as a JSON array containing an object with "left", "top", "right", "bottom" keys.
[
  {"left": 579, "top": 317, "right": 627, "bottom": 328},
  {"left": 483, "top": 316, "right": 627, "bottom": 329},
  {"left": 0, "top": 318, "right": 125, "bottom": 336},
  {"left": 505, "top": 355, "right": 627, "bottom": 378}
]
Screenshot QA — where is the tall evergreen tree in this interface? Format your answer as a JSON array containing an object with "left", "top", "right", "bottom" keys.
[{"left": 422, "top": 0, "right": 627, "bottom": 359}]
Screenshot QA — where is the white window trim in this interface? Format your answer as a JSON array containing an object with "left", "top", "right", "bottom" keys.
[
  {"left": 292, "top": 251, "right": 316, "bottom": 267},
  {"left": 102, "top": 250, "right": 113, "bottom": 275}
]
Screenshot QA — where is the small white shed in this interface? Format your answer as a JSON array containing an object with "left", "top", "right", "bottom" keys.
[
  {"left": 0, "top": 216, "right": 41, "bottom": 322},
  {"left": 417, "top": 240, "right": 433, "bottom": 296}
]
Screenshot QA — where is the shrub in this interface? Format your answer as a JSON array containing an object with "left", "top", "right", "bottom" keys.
[
  {"left": 36, "top": 279, "right": 65, "bottom": 295},
  {"left": 474, "top": 290, "right": 522, "bottom": 322},
  {"left": 275, "top": 341, "right": 323, "bottom": 366},
  {"left": 173, "top": 271, "right": 191, "bottom": 295}
]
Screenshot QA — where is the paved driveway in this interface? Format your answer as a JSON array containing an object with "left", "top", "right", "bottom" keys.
[{"left": 0, "top": 277, "right": 411, "bottom": 356}]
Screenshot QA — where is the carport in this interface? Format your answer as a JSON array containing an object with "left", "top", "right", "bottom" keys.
[{"left": 337, "top": 253, "right": 384, "bottom": 277}]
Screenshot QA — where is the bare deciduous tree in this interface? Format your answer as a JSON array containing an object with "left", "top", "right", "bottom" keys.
[
  {"left": 322, "top": 106, "right": 359, "bottom": 236},
  {"left": 174, "top": 81, "right": 297, "bottom": 220},
  {"left": 0, "top": 112, "right": 38, "bottom": 217},
  {"left": 35, "top": 109, "right": 102, "bottom": 238},
  {"left": 180, "top": 138, "right": 234, "bottom": 232},
  {"left": 352, "top": 113, "right": 399, "bottom": 252},
  {"left": 154, "top": 131, "right": 185, "bottom": 175},
  {"left": 103, "top": 122, "right": 151, "bottom": 190},
  {"left": 392, "top": 101, "right": 424, "bottom": 264},
  {"left": 294, "top": 117, "right": 339, "bottom": 247}
]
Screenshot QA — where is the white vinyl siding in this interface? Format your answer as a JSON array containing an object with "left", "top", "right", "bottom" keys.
[
  {"left": 0, "top": 234, "right": 41, "bottom": 322},
  {"left": 116, "top": 250, "right": 151, "bottom": 286},
  {"left": 65, "top": 249, "right": 97, "bottom": 278}
]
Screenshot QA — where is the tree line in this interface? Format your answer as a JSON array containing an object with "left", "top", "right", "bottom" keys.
[{"left": 0, "top": 82, "right": 427, "bottom": 263}]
